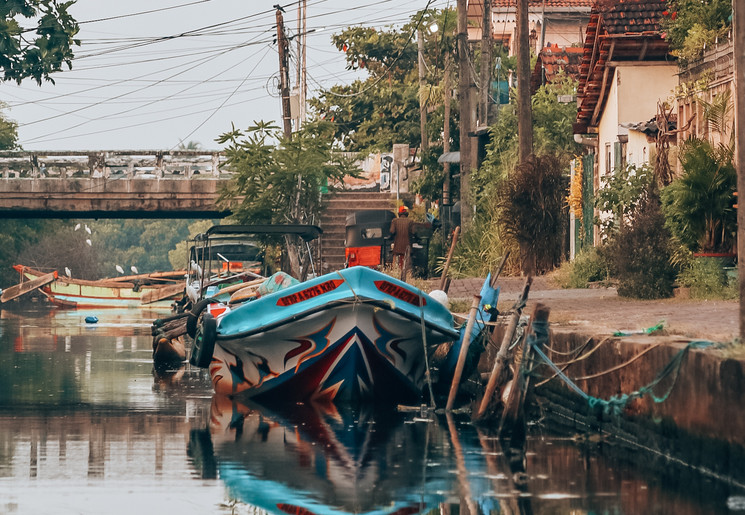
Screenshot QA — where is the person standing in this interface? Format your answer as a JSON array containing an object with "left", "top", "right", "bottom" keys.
[{"left": 390, "top": 205, "right": 414, "bottom": 268}]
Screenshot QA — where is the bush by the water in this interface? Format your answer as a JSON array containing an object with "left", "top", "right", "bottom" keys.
[
  {"left": 606, "top": 194, "right": 676, "bottom": 299},
  {"left": 677, "top": 258, "right": 738, "bottom": 299},
  {"left": 553, "top": 247, "right": 609, "bottom": 288}
]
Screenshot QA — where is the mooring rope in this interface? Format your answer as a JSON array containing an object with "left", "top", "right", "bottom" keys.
[
  {"left": 530, "top": 337, "right": 715, "bottom": 416},
  {"left": 535, "top": 336, "right": 615, "bottom": 387}
]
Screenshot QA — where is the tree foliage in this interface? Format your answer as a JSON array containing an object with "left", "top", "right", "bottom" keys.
[
  {"left": 216, "top": 120, "right": 360, "bottom": 278},
  {"left": 309, "top": 9, "right": 457, "bottom": 154},
  {"left": 661, "top": 138, "right": 736, "bottom": 253},
  {"left": 661, "top": 0, "right": 731, "bottom": 65},
  {"left": 476, "top": 74, "right": 580, "bottom": 213},
  {"left": 595, "top": 163, "right": 655, "bottom": 239},
  {"left": 0, "top": 0, "right": 80, "bottom": 85}
]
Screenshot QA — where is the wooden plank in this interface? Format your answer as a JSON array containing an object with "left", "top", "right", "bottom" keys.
[
  {"left": 1, "top": 272, "right": 56, "bottom": 303},
  {"left": 141, "top": 283, "right": 185, "bottom": 305}
]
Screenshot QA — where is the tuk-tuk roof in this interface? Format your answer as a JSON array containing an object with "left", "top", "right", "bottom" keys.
[{"left": 345, "top": 210, "right": 395, "bottom": 226}]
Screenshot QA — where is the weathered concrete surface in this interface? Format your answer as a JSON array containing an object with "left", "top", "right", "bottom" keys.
[
  {"left": 543, "top": 333, "right": 745, "bottom": 445},
  {"left": 0, "top": 177, "right": 229, "bottom": 218},
  {"left": 451, "top": 275, "right": 744, "bottom": 481}
]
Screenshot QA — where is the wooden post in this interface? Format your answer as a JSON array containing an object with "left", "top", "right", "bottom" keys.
[
  {"left": 734, "top": 0, "right": 745, "bottom": 344},
  {"left": 475, "top": 276, "right": 532, "bottom": 420},
  {"left": 480, "top": 0, "right": 492, "bottom": 126},
  {"left": 442, "top": 54, "right": 452, "bottom": 207},
  {"left": 438, "top": 225, "right": 461, "bottom": 290},
  {"left": 516, "top": 0, "right": 533, "bottom": 163},
  {"left": 446, "top": 295, "right": 482, "bottom": 410},
  {"left": 457, "top": 0, "right": 474, "bottom": 229},
  {"left": 499, "top": 303, "right": 550, "bottom": 446},
  {"left": 417, "top": 29, "right": 429, "bottom": 153}
]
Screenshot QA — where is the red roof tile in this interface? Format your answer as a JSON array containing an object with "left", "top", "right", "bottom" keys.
[
  {"left": 531, "top": 46, "right": 584, "bottom": 93},
  {"left": 596, "top": 0, "right": 667, "bottom": 34},
  {"left": 490, "top": 0, "right": 593, "bottom": 6}
]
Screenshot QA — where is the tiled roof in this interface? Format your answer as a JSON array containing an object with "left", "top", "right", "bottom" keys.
[
  {"left": 573, "top": 0, "right": 672, "bottom": 133},
  {"left": 597, "top": 0, "right": 667, "bottom": 34},
  {"left": 530, "top": 45, "right": 583, "bottom": 93},
  {"left": 490, "top": 0, "right": 593, "bottom": 6}
]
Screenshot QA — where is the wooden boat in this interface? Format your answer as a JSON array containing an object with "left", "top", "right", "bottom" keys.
[
  {"left": 10, "top": 265, "right": 185, "bottom": 308},
  {"left": 190, "top": 265, "right": 459, "bottom": 404}
]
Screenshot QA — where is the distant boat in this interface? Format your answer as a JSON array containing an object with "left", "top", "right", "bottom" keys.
[{"left": 10, "top": 265, "right": 185, "bottom": 308}]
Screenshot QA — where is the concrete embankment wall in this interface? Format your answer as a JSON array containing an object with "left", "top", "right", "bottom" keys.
[{"left": 524, "top": 330, "right": 745, "bottom": 484}]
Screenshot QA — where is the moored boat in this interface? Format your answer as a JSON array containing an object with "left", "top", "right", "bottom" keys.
[
  {"left": 11, "top": 265, "right": 185, "bottom": 308},
  {"left": 190, "top": 265, "right": 459, "bottom": 405}
]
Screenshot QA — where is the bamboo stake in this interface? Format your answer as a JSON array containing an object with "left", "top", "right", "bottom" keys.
[
  {"left": 446, "top": 294, "right": 481, "bottom": 411},
  {"left": 438, "top": 226, "right": 461, "bottom": 291},
  {"left": 490, "top": 250, "right": 510, "bottom": 288},
  {"left": 476, "top": 276, "right": 533, "bottom": 420},
  {"left": 499, "top": 303, "right": 550, "bottom": 445}
]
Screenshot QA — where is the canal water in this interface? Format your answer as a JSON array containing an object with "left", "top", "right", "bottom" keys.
[{"left": 0, "top": 305, "right": 742, "bottom": 514}]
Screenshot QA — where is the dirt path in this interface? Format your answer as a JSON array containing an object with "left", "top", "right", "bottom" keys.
[{"left": 444, "top": 276, "right": 739, "bottom": 343}]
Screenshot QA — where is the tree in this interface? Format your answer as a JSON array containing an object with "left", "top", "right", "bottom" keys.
[
  {"left": 0, "top": 102, "right": 19, "bottom": 149},
  {"left": 307, "top": 9, "right": 460, "bottom": 206},
  {"left": 0, "top": 1, "right": 80, "bottom": 85},
  {"left": 216, "top": 120, "right": 360, "bottom": 278},
  {"left": 309, "top": 9, "right": 456, "bottom": 155},
  {"left": 661, "top": 0, "right": 732, "bottom": 66}
]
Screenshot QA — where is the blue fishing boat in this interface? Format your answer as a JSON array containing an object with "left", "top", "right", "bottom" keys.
[{"left": 190, "top": 266, "right": 459, "bottom": 404}]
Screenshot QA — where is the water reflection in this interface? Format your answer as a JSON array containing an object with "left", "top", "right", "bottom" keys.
[
  {"left": 0, "top": 305, "right": 741, "bottom": 514},
  {"left": 192, "top": 397, "right": 449, "bottom": 514}
]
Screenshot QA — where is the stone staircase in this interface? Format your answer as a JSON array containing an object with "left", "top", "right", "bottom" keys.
[{"left": 318, "top": 191, "right": 401, "bottom": 273}]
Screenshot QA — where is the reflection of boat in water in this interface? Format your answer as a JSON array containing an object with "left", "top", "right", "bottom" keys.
[
  {"left": 9, "top": 265, "right": 184, "bottom": 308},
  {"left": 189, "top": 397, "right": 446, "bottom": 515}
]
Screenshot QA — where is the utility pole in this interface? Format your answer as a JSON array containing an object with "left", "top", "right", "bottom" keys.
[
  {"left": 480, "top": 0, "right": 492, "bottom": 126},
  {"left": 296, "top": 0, "right": 307, "bottom": 127},
  {"left": 733, "top": 0, "right": 745, "bottom": 342},
  {"left": 276, "top": 6, "right": 292, "bottom": 140},
  {"left": 418, "top": 29, "right": 429, "bottom": 153},
  {"left": 443, "top": 54, "right": 452, "bottom": 208},
  {"left": 457, "top": 0, "right": 474, "bottom": 229},
  {"left": 516, "top": 0, "right": 533, "bottom": 164}
]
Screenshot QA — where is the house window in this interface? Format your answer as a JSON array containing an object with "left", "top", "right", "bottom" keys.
[{"left": 605, "top": 143, "right": 612, "bottom": 175}]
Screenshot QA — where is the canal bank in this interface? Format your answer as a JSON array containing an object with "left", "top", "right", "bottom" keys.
[{"left": 445, "top": 276, "right": 745, "bottom": 488}]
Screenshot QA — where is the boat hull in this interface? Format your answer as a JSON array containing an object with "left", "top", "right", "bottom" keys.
[
  {"left": 16, "top": 266, "right": 180, "bottom": 309},
  {"left": 206, "top": 266, "right": 458, "bottom": 404}
]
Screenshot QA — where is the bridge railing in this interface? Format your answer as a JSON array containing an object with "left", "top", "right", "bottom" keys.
[{"left": 0, "top": 150, "right": 233, "bottom": 180}]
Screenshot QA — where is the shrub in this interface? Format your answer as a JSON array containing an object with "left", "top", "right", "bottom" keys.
[
  {"left": 496, "top": 153, "right": 568, "bottom": 275},
  {"left": 595, "top": 163, "right": 655, "bottom": 239},
  {"left": 553, "top": 247, "right": 610, "bottom": 289},
  {"left": 606, "top": 193, "right": 676, "bottom": 299},
  {"left": 661, "top": 138, "right": 736, "bottom": 254},
  {"left": 677, "top": 257, "right": 738, "bottom": 300}
]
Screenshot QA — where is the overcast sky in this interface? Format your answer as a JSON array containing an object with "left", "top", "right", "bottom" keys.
[{"left": 0, "top": 0, "right": 450, "bottom": 151}]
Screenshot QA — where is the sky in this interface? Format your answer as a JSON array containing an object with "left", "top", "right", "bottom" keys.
[{"left": 0, "top": 0, "right": 451, "bottom": 152}]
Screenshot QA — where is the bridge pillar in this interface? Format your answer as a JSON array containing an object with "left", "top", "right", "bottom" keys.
[{"left": 212, "top": 153, "right": 220, "bottom": 176}]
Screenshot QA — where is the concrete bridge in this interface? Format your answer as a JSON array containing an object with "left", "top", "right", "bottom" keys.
[{"left": 0, "top": 150, "right": 234, "bottom": 218}]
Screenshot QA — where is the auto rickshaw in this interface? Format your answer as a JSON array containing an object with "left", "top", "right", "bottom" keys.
[{"left": 344, "top": 209, "right": 434, "bottom": 277}]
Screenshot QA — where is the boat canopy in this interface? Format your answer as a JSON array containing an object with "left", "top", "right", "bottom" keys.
[{"left": 197, "top": 224, "right": 323, "bottom": 242}]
